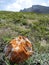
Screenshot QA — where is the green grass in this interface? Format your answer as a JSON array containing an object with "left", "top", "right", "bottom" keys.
[{"left": 0, "top": 11, "right": 49, "bottom": 65}]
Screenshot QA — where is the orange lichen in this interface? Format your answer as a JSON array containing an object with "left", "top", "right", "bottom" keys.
[{"left": 4, "top": 36, "right": 33, "bottom": 63}]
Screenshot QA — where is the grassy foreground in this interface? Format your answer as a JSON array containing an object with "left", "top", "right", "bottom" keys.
[{"left": 0, "top": 11, "right": 49, "bottom": 65}]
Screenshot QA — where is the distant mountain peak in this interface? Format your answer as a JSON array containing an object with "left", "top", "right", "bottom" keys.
[{"left": 20, "top": 5, "right": 49, "bottom": 13}]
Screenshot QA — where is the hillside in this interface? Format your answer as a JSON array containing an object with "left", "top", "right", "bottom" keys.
[
  {"left": 20, "top": 5, "right": 49, "bottom": 13},
  {"left": 0, "top": 11, "right": 49, "bottom": 65}
]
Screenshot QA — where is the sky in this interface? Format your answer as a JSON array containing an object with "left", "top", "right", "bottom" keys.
[{"left": 0, "top": 0, "right": 49, "bottom": 11}]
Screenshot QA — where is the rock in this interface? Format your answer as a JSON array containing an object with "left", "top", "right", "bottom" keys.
[{"left": 4, "top": 36, "right": 33, "bottom": 63}]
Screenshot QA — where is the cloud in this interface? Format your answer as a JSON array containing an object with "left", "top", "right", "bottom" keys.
[
  {"left": 0, "top": 0, "right": 49, "bottom": 11},
  {"left": 5, "top": 2, "right": 22, "bottom": 11},
  {"left": 5, "top": 0, "right": 33, "bottom": 11},
  {"left": 41, "top": 3, "right": 47, "bottom": 6},
  {"left": 18, "top": 0, "right": 33, "bottom": 8}
]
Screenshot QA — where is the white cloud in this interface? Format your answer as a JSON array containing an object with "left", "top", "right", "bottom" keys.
[
  {"left": 2, "top": 0, "right": 49, "bottom": 11},
  {"left": 5, "top": 0, "right": 33, "bottom": 11},
  {"left": 41, "top": 3, "right": 47, "bottom": 6},
  {"left": 18, "top": 0, "right": 33, "bottom": 8},
  {"left": 6, "top": 3, "right": 22, "bottom": 11}
]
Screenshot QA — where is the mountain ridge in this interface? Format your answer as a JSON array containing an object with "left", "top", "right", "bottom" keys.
[{"left": 20, "top": 5, "right": 49, "bottom": 13}]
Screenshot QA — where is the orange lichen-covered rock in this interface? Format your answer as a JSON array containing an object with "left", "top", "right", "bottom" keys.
[{"left": 4, "top": 36, "right": 33, "bottom": 63}]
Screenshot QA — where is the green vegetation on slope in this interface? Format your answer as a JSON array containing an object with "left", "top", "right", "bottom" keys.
[{"left": 0, "top": 11, "right": 49, "bottom": 65}]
